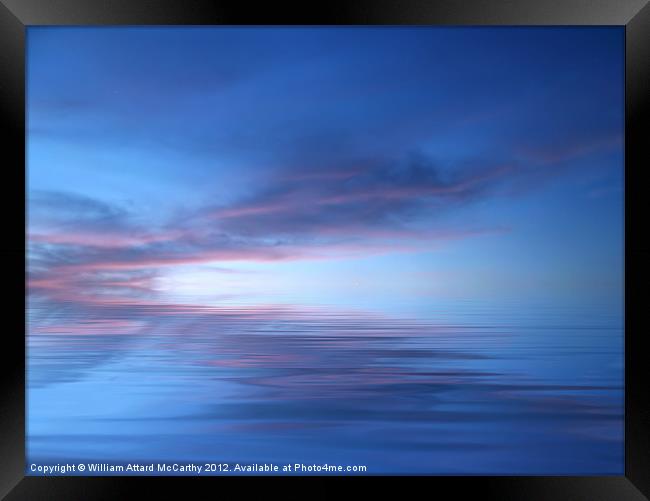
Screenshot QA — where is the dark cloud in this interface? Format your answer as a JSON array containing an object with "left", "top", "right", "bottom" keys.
[
  {"left": 206, "top": 153, "right": 513, "bottom": 240},
  {"left": 29, "top": 191, "right": 132, "bottom": 232}
]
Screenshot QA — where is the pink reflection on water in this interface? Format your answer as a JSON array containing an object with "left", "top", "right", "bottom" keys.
[{"left": 33, "top": 318, "right": 146, "bottom": 335}]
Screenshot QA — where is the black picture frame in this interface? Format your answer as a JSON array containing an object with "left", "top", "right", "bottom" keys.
[{"left": 1, "top": 0, "right": 648, "bottom": 498}]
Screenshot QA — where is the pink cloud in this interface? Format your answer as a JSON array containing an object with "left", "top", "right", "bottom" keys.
[{"left": 29, "top": 229, "right": 184, "bottom": 248}]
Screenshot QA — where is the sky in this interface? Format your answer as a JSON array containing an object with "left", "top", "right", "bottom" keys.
[{"left": 27, "top": 27, "right": 624, "bottom": 316}]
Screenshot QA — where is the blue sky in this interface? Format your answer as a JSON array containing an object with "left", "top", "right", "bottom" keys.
[{"left": 27, "top": 27, "right": 624, "bottom": 313}]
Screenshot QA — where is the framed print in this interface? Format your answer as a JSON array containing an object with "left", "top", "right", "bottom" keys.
[{"left": 1, "top": 0, "right": 648, "bottom": 499}]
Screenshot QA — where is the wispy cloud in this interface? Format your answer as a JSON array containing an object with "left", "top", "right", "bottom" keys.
[{"left": 29, "top": 113, "right": 624, "bottom": 306}]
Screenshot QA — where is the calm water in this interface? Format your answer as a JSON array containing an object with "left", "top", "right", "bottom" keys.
[{"left": 26, "top": 298, "right": 623, "bottom": 475}]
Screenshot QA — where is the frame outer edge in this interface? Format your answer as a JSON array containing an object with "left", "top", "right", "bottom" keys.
[
  {"left": 0, "top": 0, "right": 26, "bottom": 500},
  {"left": 625, "top": 1, "right": 650, "bottom": 498},
  {"left": 0, "top": 0, "right": 648, "bottom": 26},
  {"left": 0, "top": 0, "right": 646, "bottom": 499}
]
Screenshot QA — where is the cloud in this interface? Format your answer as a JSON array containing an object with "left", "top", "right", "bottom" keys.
[
  {"left": 205, "top": 153, "right": 514, "bottom": 239},
  {"left": 29, "top": 191, "right": 129, "bottom": 228},
  {"left": 31, "top": 132, "right": 619, "bottom": 306},
  {"left": 28, "top": 157, "right": 511, "bottom": 303}
]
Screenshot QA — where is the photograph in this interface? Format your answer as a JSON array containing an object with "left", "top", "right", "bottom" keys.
[{"left": 25, "top": 26, "right": 625, "bottom": 476}]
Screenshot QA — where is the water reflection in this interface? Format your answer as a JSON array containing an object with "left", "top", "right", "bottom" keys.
[{"left": 27, "top": 298, "right": 623, "bottom": 474}]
